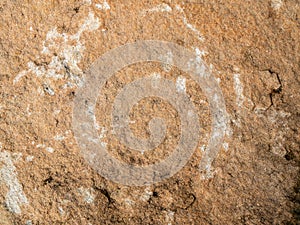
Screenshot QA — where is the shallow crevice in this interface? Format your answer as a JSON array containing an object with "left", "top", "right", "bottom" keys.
[{"left": 264, "top": 69, "right": 283, "bottom": 110}]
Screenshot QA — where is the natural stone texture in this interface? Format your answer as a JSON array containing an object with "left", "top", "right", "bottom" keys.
[{"left": 0, "top": 0, "right": 299, "bottom": 224}]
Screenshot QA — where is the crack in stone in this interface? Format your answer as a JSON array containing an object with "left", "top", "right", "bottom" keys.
[{"left": 264, "top": 69, "right": 283, "bottom": 110}]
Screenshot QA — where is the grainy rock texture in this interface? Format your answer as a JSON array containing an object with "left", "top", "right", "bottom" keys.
[{"left": 0, "top": 0, "right": 299, "bottom": 224}]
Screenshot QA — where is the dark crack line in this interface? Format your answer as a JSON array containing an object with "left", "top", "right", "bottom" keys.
[{"left": 265, "top": 69, "right": 283, "bottom": 110}]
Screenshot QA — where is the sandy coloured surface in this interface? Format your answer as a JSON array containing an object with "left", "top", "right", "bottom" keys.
[{"left": 0, "top": 0, "right": 299, "bottom": 224}]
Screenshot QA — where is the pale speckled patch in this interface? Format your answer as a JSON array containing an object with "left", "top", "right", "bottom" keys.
[
  {"left": 142, "top": 3, "right": 172, "bottom": 14},
  {"left": 200, "top": 145, "right": 206, "bottom": 152},
  {"left": 267, "top": 110, "right": 291, "bottom": 157},
  {"left": 175, "top": 5, "right": 204, "bottom": 42},
  {"left": 165, "top": 210, "right": 175, "bottom": 225},
  {"left": 78, "top": 187, "right": 95, "bottom": 204},
  {"left": 13, "top": 71, "right": 27, "bottom": 85},
  {"left": 194, "top": 45, "right": 229, "bottom": 179},
  {"left": 159, "top": 51, "right": 173, "bottom": 72},
  {"left": 0, "top": 151, "right": 28, "bottom": 214},
  {"left": 223, "top": 142, "right": 229, "bottom": 151},
  {"left": 139, "top": 187, "right": 153, "bottom": 202},
  {"left": 271, "top": 0, "right": 283, "bottom": 10},
  {"left": 58, "top": 206, "right": 65, "bottom": 216},
  {"left": 124, "top": 198, "right": 135, "bottom": 207},
  {"left": 233, "top": 73, "right": 245, "bottom": 110},
  {"left": 176, "top": 76, "right": 186, "bottom": 93},
  {"left": 36, "top": 144, "right": 55, "bottom": 153},
  {"left": 14, "top": 12, "right": 100, "bottom": 91},
  {"left": 95, "top": 1, "right": 110, "bottom": 11},
  {"left": 25, "top": 220, "right": 33, "bottom": 225},
  {"left": 151, "top": 72, "right": 161, "bottom": 89},
  {"left": 83, "top": 0, "right": 92, "bottom": 5},
  {"left": 25, "top": 156, "right": 34, "bottom": 162},
  {"left": 193, "top": 47, "right": 209, "bottom": 78},
  {"left": 45, "top": 147, "right": 54, "bottom": 153}
]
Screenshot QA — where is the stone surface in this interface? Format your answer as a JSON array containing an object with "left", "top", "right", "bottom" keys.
[{"left": 0, "top": 0, "right": 299, "bottom": 224}]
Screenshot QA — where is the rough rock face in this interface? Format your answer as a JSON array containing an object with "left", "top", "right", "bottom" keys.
[{"left": 0, "top": 0, "right": 299, "bottom": 224}]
